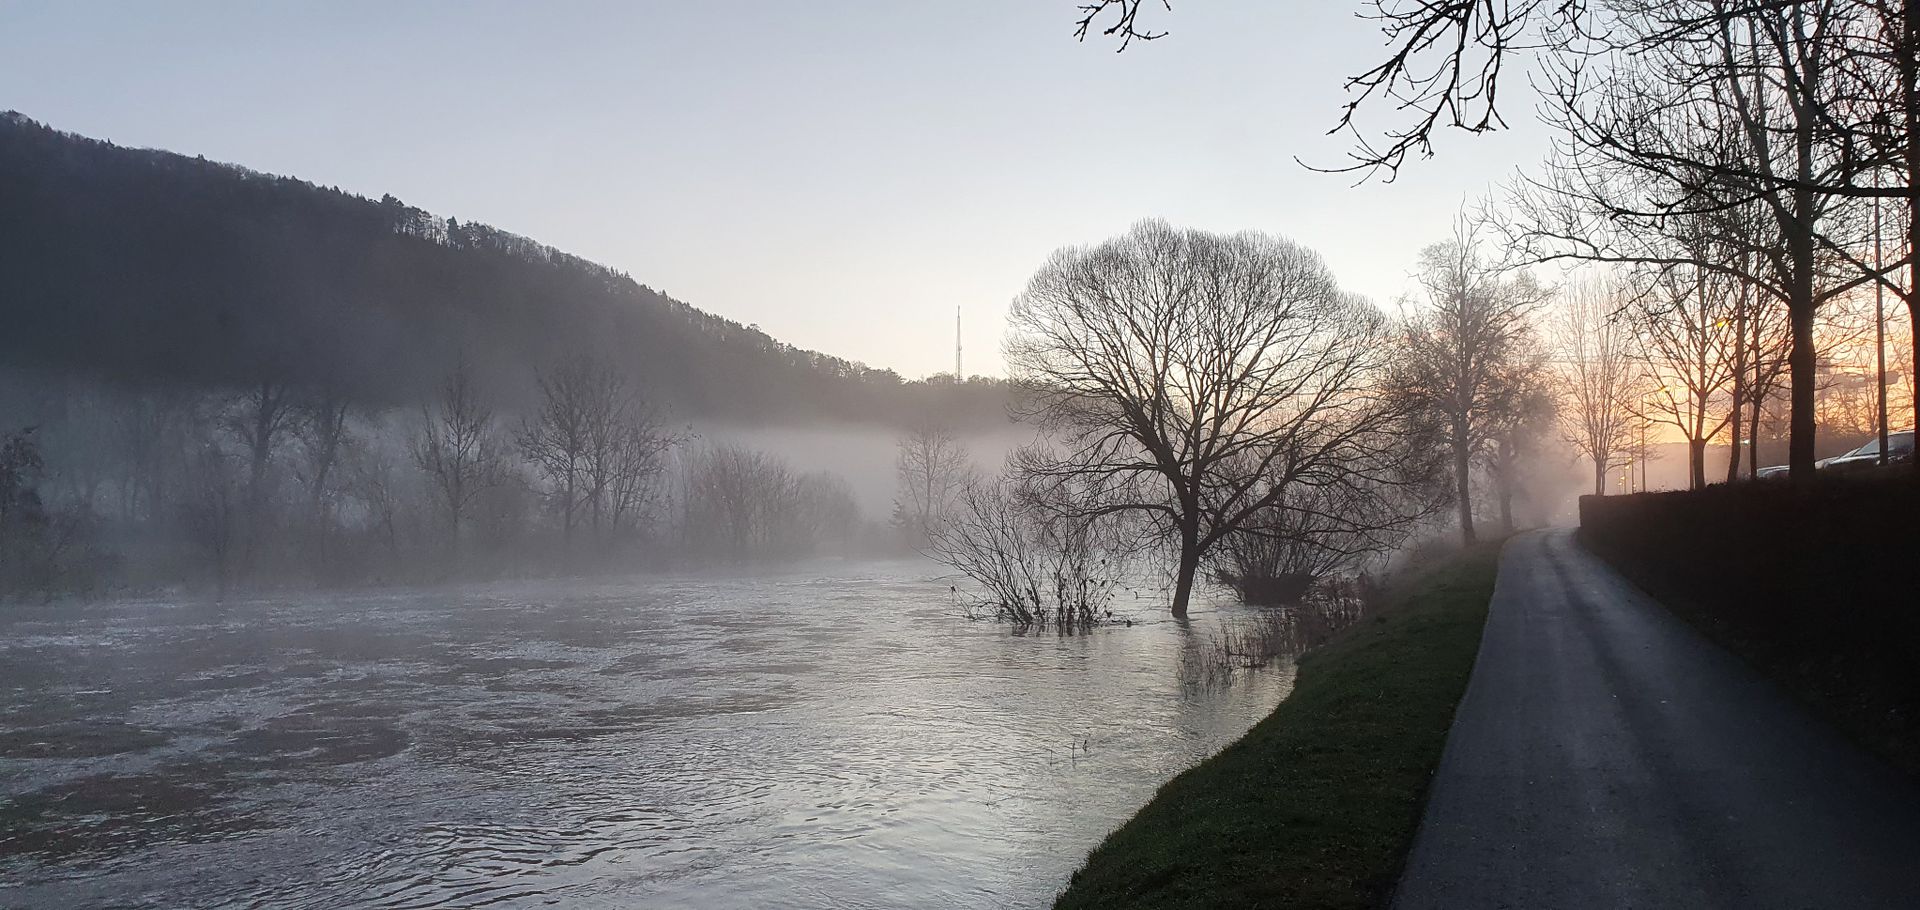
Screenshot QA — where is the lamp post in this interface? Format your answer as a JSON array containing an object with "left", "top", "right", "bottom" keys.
[
  {"left": 1639, "top": 410, "right": 1648, "bottom": 491},
  {"left": 1640, "top": 385, "right": 1667, "bottom": 492},
  {"left": 1876, "top": 197, "right": 1890, "bottom": 465}
]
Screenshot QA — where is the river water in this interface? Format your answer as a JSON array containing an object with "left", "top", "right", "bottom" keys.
[{"left": 0, "top": 559, "right": 1290, "bottom": 909}]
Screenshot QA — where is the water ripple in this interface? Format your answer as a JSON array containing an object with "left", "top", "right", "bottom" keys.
[{"left": 0, "top": 560, "right": 1288, "bottom": 909}]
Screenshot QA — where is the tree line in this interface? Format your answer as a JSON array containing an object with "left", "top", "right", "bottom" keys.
[
  {"left": 0, "top": 354, "right": 917, "bottom": 599},
  {"left": 908, "top": 220, "right": 1567, "bottom": 623},
  {"left": 1076, "top": 0, "right": 1920, "bottom": 491},
  {"left": 915, "top": 202, "right": 1912, "bottom": 625}
]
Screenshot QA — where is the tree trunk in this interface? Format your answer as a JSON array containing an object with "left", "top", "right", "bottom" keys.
[
  {"left": 446, "top": 476, "right": 463, "bottom": 573},
  {"left": 562, "top": 471, "right": 576, "bottom": 550},
  {"left": 1594, "top": 458, "right": 1607, "bottom": 497},
  {"left": 1906, "top": 0, "right": 1920, "bottom": 476},
  {"left": 1724, "top": 414, "right": 1743, "bottom": 483},
  {"left": 1170, "top": 529, "right": 1200, "bottom": 620},
  {"left": 1787, "top": 219, "right": 1819, "bottom": 484},
  {"left": 1498, "top": 481, "right": 1515, "bottom": 535},
  {"left": 1495, "top": 437, "right": 1516, "bottom": 534},
  {"left": 1726, "top": 330, "right": 1745, "bottom": 484},
  {"left": 1453, "top": 420, "right": 1476, "bottom": 545},
  {"left": 1689, "top": 437, "right": 1709, "bottom": 490}
]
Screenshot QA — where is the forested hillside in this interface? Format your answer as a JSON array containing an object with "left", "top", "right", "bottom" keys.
[{"left": 0, "top": 112, "right": 1007, "bottom": 424}]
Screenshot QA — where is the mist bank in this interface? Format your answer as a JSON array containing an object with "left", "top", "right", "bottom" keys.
[{"left": 0, "top": 363, "right": 1036, "bottom": 600}]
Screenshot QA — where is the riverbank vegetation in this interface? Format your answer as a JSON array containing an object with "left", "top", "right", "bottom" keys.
[
  {"left": 1052, "top": 542, "right": 1501, "bottom": 910},
  {"left": 923, "top": 221, "right": 1496, "bottom": 624},
  {"left": 1581, "top": 477, "right": 1920, "bottom": 776}
]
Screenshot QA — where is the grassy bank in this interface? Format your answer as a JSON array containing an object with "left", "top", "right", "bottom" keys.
[{"left": 1053, "top": 544, "right": 1502, "bottom": 910}]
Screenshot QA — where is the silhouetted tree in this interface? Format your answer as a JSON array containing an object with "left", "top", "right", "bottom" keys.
[
  {"left": 1006, "top": 220, "right": 1405, "bottom": 618},
  {"left": 1553, "top": 279, "right": 1641, "bottom": 495},
  {"left": 1388, "top": 218, "right": 1549, "bottom": 543}
]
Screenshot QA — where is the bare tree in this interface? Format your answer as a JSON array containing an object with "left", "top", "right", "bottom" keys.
[
  {"left": 1553, "top": 278, "right": 1641, "bottom": 494},
  {"left": 345, "top": 439, "right": 406, "bottom": 556},
  {"left": 1077, "top": 2, "right": 1919, "bottom": 442},
  {"left": 1211, "top": 463, "right": 1436, "bottom": 605},
  {"left": 1628, "top": 261, "right": 1745, "bottom": 489},
  {"left": 927, "top": 460, "right": 1143, "bottom": 630},
  {"left": 801, "top": 472, "right": 861, "bottom": 555},
  {"left": 1485, "top": 366, "right": 1561, "bottom": 532},
  {"left": 1388, "top": 217, "right": 1550, "bottom": 543},
  {"left": 518, "top": 361, "right": 599, "bottom": 546},
  {"left": 1079, "top": 1, "right": 1919, "bottom": 478},
  {"left": 1498, "top": 1, "right": 1892, "bottom": 484},
  {"left": 585, "top": 390, "right": 678, "bottom": 544},
  {"left": 177, "top": 434, "right": 243, "bottom": 597},
  {"left": 110, "top": 388, "right": 197, "bottom": 522},
  {"left": 601, "top": 410, "right": 680, "bottom": 541},
  {"left": 293, "top": 386, "right": 351, "bottom": 521},
  {"left": 0, "top": 428, "right": 48, "bottom": 588},
  {"left": 682, "top": 444, "right": 812, "bottom": 561},
  {"left": 521, "top": 356, "right": 683, "bottom": 553},
  {"left": 1070, "top": 0, "right": 1588, "bottom": 177},
  {"left": 412, "top": 362, "right": 503, "bottom": 562},
  {"left": 1006, "top": 219, "right": 1405, "bottom": 618},
  {"left": 222, "top": 379, "right": 295, "bottom": 518},
  {"left": 893, "top": 422, "right": 971, "bottom": 547}
]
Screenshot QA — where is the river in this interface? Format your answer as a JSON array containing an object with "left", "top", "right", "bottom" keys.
[{"left": 0, "top": 559, "right": 1290, "bottom": 909}]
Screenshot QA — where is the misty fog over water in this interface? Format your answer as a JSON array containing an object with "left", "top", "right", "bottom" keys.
[{"left": 1, "top": 559, "right": 1289, "bottom": 909}]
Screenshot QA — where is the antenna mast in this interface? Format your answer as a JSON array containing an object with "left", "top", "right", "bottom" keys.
[{"left": 955, "top": 306, "right": 962, "bottom": 379}]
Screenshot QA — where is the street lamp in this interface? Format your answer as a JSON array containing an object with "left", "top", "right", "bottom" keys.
[{"left": 1876, "top": 196, "right": 1890, "bottom": 465}]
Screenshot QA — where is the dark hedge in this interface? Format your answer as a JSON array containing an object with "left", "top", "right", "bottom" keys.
[{"left": 1579, "top": 471, "right": 1920, "bottom": 773}]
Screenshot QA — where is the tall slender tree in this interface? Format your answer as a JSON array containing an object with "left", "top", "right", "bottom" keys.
[
  {"left": 1388, "top": 217, "right": 1549, "bottom": 543},
  {"left": 1553, "top": 278, "right": 1641, "bottom": 495}
]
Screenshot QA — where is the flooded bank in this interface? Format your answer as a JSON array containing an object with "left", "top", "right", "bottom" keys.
[{"left": 1, "top": 560, "right": 1288, "bottom": 909}]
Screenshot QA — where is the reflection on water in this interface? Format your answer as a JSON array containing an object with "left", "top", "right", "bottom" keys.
[{"left": 0, "top": 560, "right": 1289, "bottom": 909}]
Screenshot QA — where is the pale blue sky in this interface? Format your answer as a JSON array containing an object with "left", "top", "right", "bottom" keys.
[{"left": 0, "top": 1, "right": 1552, "bottom": 377}]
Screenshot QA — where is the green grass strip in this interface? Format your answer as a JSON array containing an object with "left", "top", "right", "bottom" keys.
[{"left": 1053, "top": 543, "right": 1502, "bottom": 910}]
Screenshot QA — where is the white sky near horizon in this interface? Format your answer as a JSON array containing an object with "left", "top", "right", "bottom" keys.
[{"left": 0, "top": 1, "right": 1558, "bottom": 379}]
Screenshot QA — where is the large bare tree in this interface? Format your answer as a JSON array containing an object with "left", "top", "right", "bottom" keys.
[
  {"left": 1005, "top": 219, "right": 1404, "bottom": 618},
  {"left": 1387, "top": 218, "right": 1550, "bottom": 543},
  {"left": 1553, "top": 278, "right": 1641, "bottom": 494}
]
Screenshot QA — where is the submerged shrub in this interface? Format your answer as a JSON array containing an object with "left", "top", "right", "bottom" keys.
[{"left": 927, "top": 467, "right": 1140, "bottom": 632}]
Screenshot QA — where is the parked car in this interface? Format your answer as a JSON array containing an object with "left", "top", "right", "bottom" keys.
[
  {"left": 1822, "top": 430, "right": 1915, "bottom": 473},
  {"left": 1755, "top": 430, "right": 1914, "bottom": 478},
  {"left": 1754, "top": 454, "right": 1840, "bottom": 479}
]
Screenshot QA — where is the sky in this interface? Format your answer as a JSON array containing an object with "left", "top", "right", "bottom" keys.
[{"left": 0, "top": 1, "right": 1555, "bottom": 379}]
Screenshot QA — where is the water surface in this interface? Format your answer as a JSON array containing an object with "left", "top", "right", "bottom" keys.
[{"left": 1, "top": 560, "right": 1288, "bottom": 908}]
